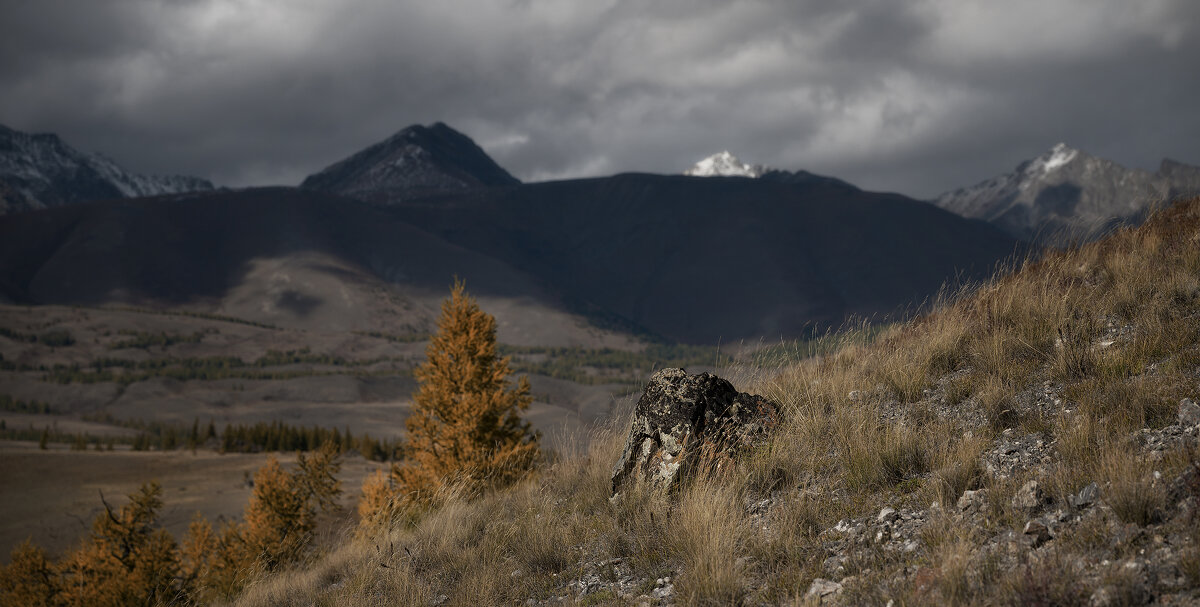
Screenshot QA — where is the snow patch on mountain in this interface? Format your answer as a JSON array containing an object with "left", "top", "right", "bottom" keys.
[
  {"left": 1036, "top": 143, "right": 1078, "bottom": 174},
  {"left": 684, "top": 151, "right": 766, "bottom": 178}
]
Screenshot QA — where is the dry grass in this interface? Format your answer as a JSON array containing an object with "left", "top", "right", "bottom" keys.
[
  {"left": 668, "top": 482, "right": 749, "bottom": 604},
  {"left": 226, "top": 197, "right": 1200, "bottom": 606}
]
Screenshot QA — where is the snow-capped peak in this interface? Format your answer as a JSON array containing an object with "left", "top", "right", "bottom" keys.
[
  {"left": 1029, "top": 142, "right": 1079, "bottom": 175},
  {"left": 684, "top": 151, "right": 766, "bottom": 178}
]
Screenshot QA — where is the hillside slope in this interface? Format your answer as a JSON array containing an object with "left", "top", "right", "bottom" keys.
[{"left": 233, "top": 197, "right": 1200, "bottom": 606}]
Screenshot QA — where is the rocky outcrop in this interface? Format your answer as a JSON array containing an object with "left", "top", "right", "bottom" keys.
[{"left": 610, "top": 368, "right": 780, "bottom": 499}]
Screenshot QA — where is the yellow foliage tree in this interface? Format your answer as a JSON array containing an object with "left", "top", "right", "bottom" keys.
[
  {"left": 362, "top": 281, "right": 540, "bottom": 518},
  {"left": 0, "top": 540, "right": 58, "bottom": 607},
  {"left": 0, "top": 451, "right": 343, "bottom": 606},
  {"left": 59, "top": 482, "right": 181, "bottom": 607},
  {"left": 240, "top": 447, "right": 341, "bottom": 569}
]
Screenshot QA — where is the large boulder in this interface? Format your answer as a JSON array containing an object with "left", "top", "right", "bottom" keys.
[{"left": 610, "top": 368, "right": 781, "bottom": 499}]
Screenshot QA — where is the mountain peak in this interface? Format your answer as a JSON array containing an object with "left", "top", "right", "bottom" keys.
[
  {"left": 301, "top": 122, "right": 519, "bottom": 202},
  {"left": 684, "top": 151, "right": 766, "bottom": 178}
]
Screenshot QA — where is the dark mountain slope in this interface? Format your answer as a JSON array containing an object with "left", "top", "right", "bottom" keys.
[
  {"left": 300, "top": 123, "right": 519, "bottom": 202},
  {"left": 0, "top": 188, "right": 627, "bottom": 345},
  {"left": 389, "top": 174, "right": 1022, "bottom": 343}
]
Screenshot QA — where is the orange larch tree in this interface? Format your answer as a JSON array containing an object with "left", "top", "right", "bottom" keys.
[{"left": 369, "top": 280, "right": 540, "bottom": 513}]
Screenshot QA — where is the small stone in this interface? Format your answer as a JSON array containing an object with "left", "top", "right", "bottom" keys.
[
  {"left": 1012, "top": 480, "right": 1048, "bottom": 513},
  {"left": 958, "top": 489, "right": 988, "bottom": 512},
  {"left": 875, "top": 524, "right": 891, "bottom": 544},
  {"left": 1023, "top": 519, "right": 1052, "bottom": 547},
  {"left": 878, "top": 506, "right": 899, "bottom": 524},
  {"left": 652, "top": 580, "right": 675, "bottom": 599},
  {"left": 1179, "top": 398, "right": 1200, "bottom": 426},
  {"left": 806, "top": 578, "right": 843, "bottom": 599}
]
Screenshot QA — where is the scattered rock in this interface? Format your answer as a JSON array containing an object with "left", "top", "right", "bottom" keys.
[
  {"left": 1070, "top": 482, "right": 1100, "bottom": 510},
  {"left": 610, "top": 368, "right": 780, "bottom": 498},
  {"left": 652, "top": 577, "right": 674, "bottom": 599},
  {"left": 1179, "top": 398, "right": 1200, "bottom": 427},
  {"left": 1012, "top": 480, "right": 1048, "bottom": 513},
  {"left": 958, "top": 489, "right": 989, "bottom": 513},
  {"left": 806, "top": 578, "right": 843, "bottom": 600},
  {"left": 1022, "top": 519, "right": 1052, "bottom": 547},
  {"left": 984, "top": 432, "right": 1052, "bottom": 478},
  {"left": 877, "top": 506, "right": 899, "bottom": 524}
]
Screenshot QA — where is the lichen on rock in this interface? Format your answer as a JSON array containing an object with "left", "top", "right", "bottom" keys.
[{"left": 610, "top": 368, "right": 780, "bottom": 499}]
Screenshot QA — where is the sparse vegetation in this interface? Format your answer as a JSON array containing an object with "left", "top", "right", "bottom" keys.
[
  {"left": 39, "top": 348, "right": 409, "bottom": 385},
  {"left": 500, "top": 343, "right": 734, "bottom": 385},
  {"left": 0, "top": 394, "right": 52, "bottom": 414},
  {"left": 353, "top": 329, "right": 431, "bottom": 343},
  {"left": 108, "top": 328, "right": 212, "bottom": 350},
  {"left": 6, "top": 413, "right": 404, "bottom": 458},
  {"left": 111, "top": 306, "right": 281, "bottom": 329},
  {"left": 0, "top": 327, "right": 74, "bottom": 347},
  {"left": 8, "top": 197, "right": 1200, "bottom": 605}
]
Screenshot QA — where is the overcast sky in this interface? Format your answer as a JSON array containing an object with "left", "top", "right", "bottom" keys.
[{"left": 1, "top": 0, "right": 1196, "bottom": 198}]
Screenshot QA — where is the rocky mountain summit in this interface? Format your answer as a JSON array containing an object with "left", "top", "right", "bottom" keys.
[
  {"left": 300, "top": 122, "right": 520, "bottom": 202},
  {"left": 0, "top": 123, "right": 214, "bottom": 214},
  {"left": 934, "top": 143, "right": 1200, "bottom": 245}
]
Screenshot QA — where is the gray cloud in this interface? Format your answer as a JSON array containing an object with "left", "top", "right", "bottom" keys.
[{"left": 1, "top": 0, "right": 1196, "bottom": 197}]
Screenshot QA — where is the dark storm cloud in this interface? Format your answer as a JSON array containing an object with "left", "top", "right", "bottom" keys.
[{"left": 1, "top": 0, "right": 1196, "bottom": 196}]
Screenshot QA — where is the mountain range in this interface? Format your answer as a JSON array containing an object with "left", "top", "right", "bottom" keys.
[
  {"left": 0, "top": 123, "right": 1022, "bottom": 344},
  {"left": 0, "top": 124, "right": 214, "bottom": 214},
  {"left": 933, "top": 143, "right": 1200, "bottom": 244}
]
